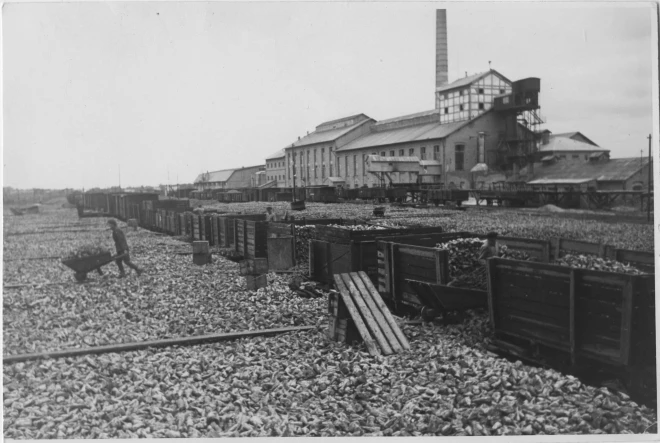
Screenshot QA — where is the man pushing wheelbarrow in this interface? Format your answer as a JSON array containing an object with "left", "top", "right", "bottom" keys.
[{"left": 107, "top": 219, "right": 143, "bottom": 278}]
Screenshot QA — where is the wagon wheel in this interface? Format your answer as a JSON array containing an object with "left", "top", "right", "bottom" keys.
[{"left": 74, "top": 272, "right": 88, "bottom": 282}]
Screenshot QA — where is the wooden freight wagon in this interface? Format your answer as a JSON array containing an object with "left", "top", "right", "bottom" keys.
[
  {"left": 309, "top": 226, "right": 447, "bottom": 286},
  {"left": 487, "top": 257, "right": 655, "bottom": 404},
  {"left": 376, "top": 232, "right": 552, "bottom": 316}
]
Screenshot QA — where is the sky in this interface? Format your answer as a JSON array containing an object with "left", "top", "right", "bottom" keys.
[{"left": 3, "top": 1, "right": 658, "bottom": 189}]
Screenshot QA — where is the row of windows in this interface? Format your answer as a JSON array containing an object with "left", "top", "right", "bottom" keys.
[
  {"left": 439, "top": 88, "right": 506, "bottom": 100},
  {"left": 267, "top": 161, "right": 284, "bottom": 169},
  {"left": 268, "top": 175, "right": 284, "bottom": 181},
  {"left": 443, "top": 103, "right": 487, "bottom": 114}
]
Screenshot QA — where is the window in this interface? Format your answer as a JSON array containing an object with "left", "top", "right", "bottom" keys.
[
  {"left": 399, "top": 149, "right": 404, "bottom": 156},
  {"left": 500, "top": 89, "right": 505, "bottom": 94},
  {"left": 353, "top": 155, "right": 357, "bottom": 176},
  {"left": 478, "top": 88, "right": 484, "bottom": 94},
  {"left": 390, "top": 150, "right": 395, "bottom": 157},
  {"left": 584, "top": 155, "right": 588, "bottom": 160},
  {"left": 444, "top": 108, "right": 449, "bottom": 114},
  {"left": 409, "top": 148, "right": 415, "bottom": 156},
  {"left": 477, "top": 135, "right": 485, "bottom": 163},
  {"left": 345, "top": 156, "right": 348, "bottom": 177},
  {"left": 421, "top": 146, "right": 426, "bottom": 160},
  {"left": 459, "top": 104, "right": 464, "bottom": 111},
  {"left": 380, "top": 151, "right": 385, "bottom": 157},
  {"left": 314, "top": 165, "right": 318, "bottom": 178},
  {"left": 362, "top": 155, "right": 366, "bottom": 176},
  {"left": 572, "top": 155, "right": 579, "bottom": 160},
  {"left": 559, "top": 155, "right": 567, "bottom": 160},
  {"left": 478, "top": 103, "right": 485, "bottom": 110},
  {"left": 455, "top": 145, "right": 465, "bottom": 171}
]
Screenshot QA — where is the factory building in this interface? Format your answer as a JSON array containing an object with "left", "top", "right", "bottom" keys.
[
  {"left": 282, "top": 114, "right": 375, "bottom": 188},
  {"left": 535, "top": 131, "right": 609, "bottom": 163},
  {"left": 245, "top": 8, "right": 633, "bottom": 193},
  {"left": 265, "top": 149, "right": 286, "bottom": 187}
]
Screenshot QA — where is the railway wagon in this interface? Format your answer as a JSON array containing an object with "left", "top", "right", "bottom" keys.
[
  {"left": 487, "top": 257, "right": 655, "bottom": 405},
  {"left": 305, "top": 186, "right": 338, "bottom": 203},
  {"left": 427, "top": 188, "right": 470, "bottom": 206},
  {"left": 309, "top": 225, "right": 447, "bottom": 287}
]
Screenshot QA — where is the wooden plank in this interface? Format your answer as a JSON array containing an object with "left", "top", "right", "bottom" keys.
[
  {"left": 569, "top": 269, "right": 576, "bottom": 366},
  {"left": 3, "top": 326, "right": 315, "bottom": 364},
  {"left": 348, "top": 273, "right": 403, "bottom": 353},
  {"left": 487, "top": 257, "right": 497, "bottom": 329},
  {"left": 619, "top": 279, "right": 633, "bottom": 366},
  {"left": 340, "top": 274, "right": 393, "bottom": 355},
  {"left": 333, "top": 275, "right": 380, "bottom": 356},
  {"left": 356, "top": 271, "right": 410, "bottom": 350}
]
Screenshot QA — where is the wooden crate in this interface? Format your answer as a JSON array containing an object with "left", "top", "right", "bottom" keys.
[
  {"left": 488, "top": 258, "right": 655, "bottom": 372},
  {"left": 192, "top": 215, "right": 200, "bottom": 240},
  {"left": 551, "top": 238, "right": 607, "bottom": 260},
  {"left": 235, "top": 220, "right": 246, "bottom": 256}
]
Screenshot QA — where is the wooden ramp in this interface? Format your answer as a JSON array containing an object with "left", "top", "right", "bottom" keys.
[{"left": 331, "top": 271, "right": 410, "bottom": 356}]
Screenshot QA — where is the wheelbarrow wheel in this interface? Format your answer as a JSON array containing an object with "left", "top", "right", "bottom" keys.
[{"left": 74, "top": 272, "right": 87, "bottom": 282}]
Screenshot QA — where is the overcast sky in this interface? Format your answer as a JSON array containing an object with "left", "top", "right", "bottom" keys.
[{"left": 3, "top": 1, "right": 658, "bottom": 189}]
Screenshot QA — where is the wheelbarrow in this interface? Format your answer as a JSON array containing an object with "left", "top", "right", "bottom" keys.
[{"left": 61, "top": 252, "right": 126, "bottom": 282}]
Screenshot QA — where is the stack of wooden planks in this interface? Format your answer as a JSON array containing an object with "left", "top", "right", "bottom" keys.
[{"left": 330, "top": 271, "right": 410, "bottom": 356}]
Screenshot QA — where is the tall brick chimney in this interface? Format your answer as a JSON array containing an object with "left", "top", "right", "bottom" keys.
[{"left": 436, "top": 9, "right": 449, "bottom": 88}]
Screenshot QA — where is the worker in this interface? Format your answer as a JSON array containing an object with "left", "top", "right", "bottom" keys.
[
  {"left": 479, "top": 231, "right": 499, "bottom": 265},
  {"left": 107, "top": 219, "right": 143, "bottom": 278},
  {"left": 265, "top": 206, "right": 277, "bottom": 222},
  {"left": 266, "top": 206, "right": 289, "bottom": 222}
]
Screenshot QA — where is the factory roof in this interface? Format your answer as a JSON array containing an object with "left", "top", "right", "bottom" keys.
[
  {"left": 436, "top": 69, "right": 512, "bottom": 93},
  {"left": 551, "top": 131, "right": 599, "bottom": 147},
  {"left": 317, "top": 113, "right": 369, "bottom": 128},
  {"left": 265, "top": 149, "right": 285, "bottom": 160},
  {"left": 538, "top": 136, "right": 609, "bottom": 154},
  {"left": 286, "top": 115, "right": 374, "bottom": 148},
  {"left": 375, "top": 109, "right": 439, "bottom": 126},
  {"left": 337, "top": 119, "right": 468, "bottom": 152},
  {"left": 529, "top": 157, "right": 650, "bottom": 183},
  {"left": 194, "top": 169, "right": 235, "bottom": 184},
  {"left": 527, "top": 178, "right": 595, "bottom": 185}
]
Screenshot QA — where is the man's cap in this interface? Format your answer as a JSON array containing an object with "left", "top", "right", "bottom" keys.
[
  {"left": 486, "top": 231, "right": 498, "bottom": 239},
  {"left": 266, "top": 207, "right": 273, "bottom": 211},
  {"left": 107, "top": 219, "right": 117, "bottom": 226}
]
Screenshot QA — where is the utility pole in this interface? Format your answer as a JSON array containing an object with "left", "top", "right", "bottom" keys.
[{"left": 648, "top": 134, "right": 652, "bottom": 222}]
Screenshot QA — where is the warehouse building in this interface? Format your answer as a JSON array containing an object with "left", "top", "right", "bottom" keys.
[
  {"left": 535, "top": 131, "right": 609, "bottom": 163},
  {"left": 194, "top": 165, "right": 264, "bottom": 190},
  {"left": 527, "top": 156, "right": 652, "bottom": 191}
]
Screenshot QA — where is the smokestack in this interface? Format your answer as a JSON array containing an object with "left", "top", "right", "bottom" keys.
[{"left": 436, "top": 9, "right": 449, "bottom": 88}]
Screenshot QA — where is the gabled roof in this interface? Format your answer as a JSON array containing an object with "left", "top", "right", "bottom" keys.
[
  {"left": 194, "top": 169, "right": 234, "bottom": 184},
  {"left": 436, "top": 69, "right": 512, "bottom": 93},
  {"left": 286, "top": 115, "right": 374, "bottom": 149},
  {"left": 538, "top": 136, "right": 609, "bottom": 153},
  {"left": 266, "top": 149, "right": 285, "bottom": 160},
  {"left": 529, "top": 157, "right": 650, "bottom": 183},
  {"left": 375, "top": 109, "right": 439, "bottom": 126},
  {"left": 551, "top": 131, "right": 599, "bottom": 147},
  {"left": 337, "top": 111, "right": 490, "bottom": 152},
  {"left": 317, "top": 113, "right": 369, "bottom": 128}
]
